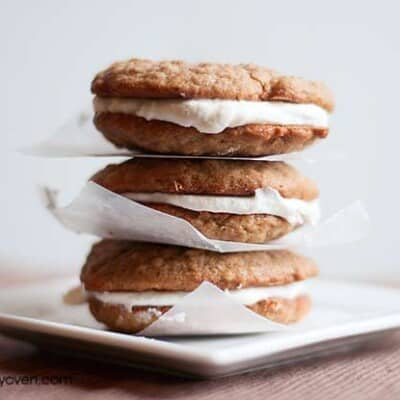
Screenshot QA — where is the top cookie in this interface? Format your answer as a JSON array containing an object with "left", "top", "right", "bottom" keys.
[{"left": 91, "top": 58, "right": 334, "bottom": 111}]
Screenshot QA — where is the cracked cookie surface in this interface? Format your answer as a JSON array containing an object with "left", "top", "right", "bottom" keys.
[{"left": 92, "top": 58, "right": 334, "bottom": 111}]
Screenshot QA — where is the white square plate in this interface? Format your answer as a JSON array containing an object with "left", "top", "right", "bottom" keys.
[{"left": 0, "top": 278, "right": 399, "bottom": 378}]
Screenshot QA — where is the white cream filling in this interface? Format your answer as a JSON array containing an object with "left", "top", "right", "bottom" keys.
[
  {"left": 93, "top": 97, "right": 329, "bottom": 134},
  {"left": 124, "top": 187, "right": 320, "bottom": 225},
  {"left": 88, "top": 281, "right": 306, "bottom": 308}
]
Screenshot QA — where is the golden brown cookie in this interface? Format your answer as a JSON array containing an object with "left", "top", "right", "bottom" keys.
[
  {"left": 94, "top": 113, "right": 328, "bottom": 156},
  {"left": 82, "top": 240, "right": 317, "bottom": 332},
  {"left": 81, "top": 240, "right": 318, "bottom": 292},
  {"left": 148, "top": 203, "right": 293, "bottom": 243},
  {"left": 91, "top": 59, "right": 334, "bottom": 110},
  {"left": 91, "top": 58, "right": 333, "bottom": 156},
  {"left": 91, "top": 158, "right": 318, "bottom": 243},
  {"left": 91, "top": 158, "right": 318, "bottom": 199}
]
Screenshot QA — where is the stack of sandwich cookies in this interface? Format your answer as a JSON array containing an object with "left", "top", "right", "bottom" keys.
[
  {"left": 81, "top": 240, "right": 318, "bottom": 333},
  {"left": 92, "top": 59, "right": 334, "bottom": 156},
  {"left": 59, "top": 57, "right": 333, "bottom": 334},
  {"left": 92, "top": 158, "right": 320, "bottom": 243}
]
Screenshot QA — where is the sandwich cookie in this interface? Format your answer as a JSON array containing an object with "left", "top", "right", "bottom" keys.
[
  {"left": 81, "top": 240, "right": 318, "bottom": 333},
  {"left": 92, "top": 158, "right": 320, "bottom": 243},
  {"left": 92, "top": 58, "right": 334, "bottom": 156}
]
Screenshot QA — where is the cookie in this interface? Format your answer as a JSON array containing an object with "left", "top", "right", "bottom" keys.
[
  {"left": 91, "top": 58, "right": 334, "bottom": 156},
  {"left": 91, "top": 59, "right": 334, "bottom": 108},
  {"left": 88, "top": 295, "right": 311, "bottom": 333},
  {"left": 92, "top": 158, "right": 317, "bottom": 198},
  {"left": 94, "top": 113, "right": 327, "bottom": 156},
  {"left": 81, "top": 240, "right": 318, "bottom": 291},
  {"left": 82, "top": 240, "right": 317, "bottom": 332},
  {"left": 91, "top": 158, "right": 319, "bottom": 243},
  {"left": 148, "top": 203, "right": 293, "bottom": 243}
]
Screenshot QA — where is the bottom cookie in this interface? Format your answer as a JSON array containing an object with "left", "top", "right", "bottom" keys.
[
  {"left": 88, "top": 295, "right": 311, "bottom": 333},
  {"left": 94, "top": 113, "right": 327, "bottom": 156},
  {"left": 146, "top": 203, "right": 293, "bottom": 243},
  {"left": 81, "top": 240, "right": 317, "bottom": 334}
]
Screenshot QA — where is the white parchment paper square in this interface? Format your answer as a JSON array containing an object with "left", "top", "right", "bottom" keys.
[
  {"left": 139, "top": 282, "right": 288, "bottom": 336},
  {"left": 43, "top": 182, "right": 370, "bottom": 252}
]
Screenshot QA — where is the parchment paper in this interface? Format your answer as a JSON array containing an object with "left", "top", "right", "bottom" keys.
[
  {"left": 139, "top": 282, "right": 288, "bottom": 336},
  {"left": 43, "top": 182, "right": 370, "bottom": 252}
]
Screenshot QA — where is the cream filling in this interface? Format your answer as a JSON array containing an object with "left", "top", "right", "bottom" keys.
[
  {"left": 124, "top": 187, "right": 320, "bottom": 225},
  {"left": 93, "top": 97, "right": 329, "bottom": 134},
  {"left": 87, "top": 281, "right": 306, "bottom": 308}
]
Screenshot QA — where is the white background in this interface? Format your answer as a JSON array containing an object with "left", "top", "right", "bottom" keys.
[{"left": 1, "top": 1, "right": 399, "bottom": 282}]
